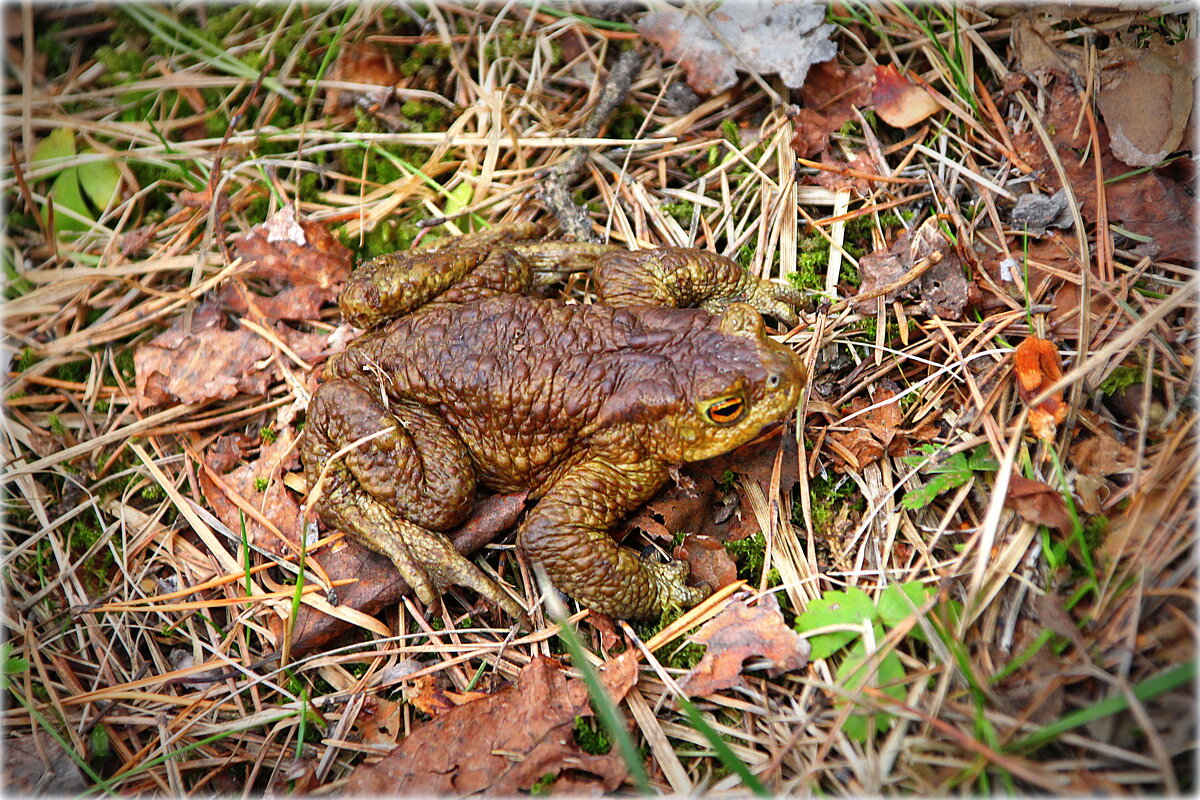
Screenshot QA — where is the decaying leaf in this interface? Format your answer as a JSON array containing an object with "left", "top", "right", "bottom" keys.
[
  {"left": 357, "top": 696, "right": 404, "bottom": 748},
  {"left": 620, "top": 470, "right": 731, "bottom": 543},
  {"left": 676, "top": 534, "right": 738, "bottom": 592},
  {"left": 789, "top": 60, "right": 875, "bottom": 158},
  {"left": 853, "top": 217, "right": 968, "bottom": 319},
  {"left": 229, "top": 205, "right": 353, "bottom": 322},
  {"left": 871, "top": 65, "right": 940, "bottom": 128},
  {"left": 407, "top": 674, "right": 492, "bottom": 718},
  {"left": 1012, "top": 71, "right": 1195, "bottom": 262},
  {"left": 681, "top": 593, "right": 810, "bottom": 697},
  {"left": 639, "top": 0, "right": 836, "bottom": 95},
  {"left": 323, "top": 41, "right": 403, "bottom": 114},
  {"left": 133, "top": 300, "right": 336, "bottom": 408},
  {"left": 198, "top": 425, "right": 304, "bottom": 555},
  {"left": 826, "top": 386, "right": 938, "bottom": 472},
  {"left": 1004, "top": 474, "right": 1072, "bottom": 532},
  {"left": 1096, "top": 40, "right": 1194, "bottom": 168},
  {"left": 133, "top": 301, "right": 274, "bottom": 408},
  {"left": 1013, "top": 336, "right": 1068, "bottom": 442},
  {"left": 345, "top": 656, "right": 631, "bottom": 795}
]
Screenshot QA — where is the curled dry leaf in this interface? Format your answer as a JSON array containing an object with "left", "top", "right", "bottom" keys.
[
  {"left": 1004, "top": 474, "right": 1072, "bottom": 532},
  {"left": 871, "top": 65, "right": 940, "bottom": 128},
  {"left": 1013, "top": 336, "right": 1068, "bottom": 442},
  {"left": 1012, "top": 71, "right": 1195, "bottom": 262},
  {"left": 1096, "top": 40, "right": 1194, "bottom": 168},
  {"left": 230, "top": 205, "right": 352, "bottom": 322},
  {"left": 676, "top": 534, "right": 738, "bottom": 593},
  {"left": 345, "top": 656, "right": 630, "bottom": 796},
  {"left": 638, "top": 0, "right": 836, "bottom": 95},
  {"left": 680, "top": 593, "right": 810, "bottom": 697}
]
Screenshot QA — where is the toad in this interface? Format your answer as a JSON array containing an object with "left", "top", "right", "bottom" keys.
[{"left": 301, "top": 223, "right": 806, "bottom": 621}]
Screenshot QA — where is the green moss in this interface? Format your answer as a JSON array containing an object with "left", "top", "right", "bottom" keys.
[
  {"left": 1099, "top": 365, "right": 1144, "bottom": 395},
  {"left": 573, "top": 715, "right": 612, "bottom": 754},
  {"left": 727, "top": 530, "right": 766, "bottom": 582},
  {"left": 140, "top": 484, "right": 165, "bottom": 501},
  {"left": 529, "top": 772, "right": 557, "bottom": 795},
  {"left": 661, "top": 201, "right": 696, "bottom": 226}
]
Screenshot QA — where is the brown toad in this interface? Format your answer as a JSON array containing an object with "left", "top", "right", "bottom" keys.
[{"left": 301, "top": 224, "right": 805, "bottom": 621}]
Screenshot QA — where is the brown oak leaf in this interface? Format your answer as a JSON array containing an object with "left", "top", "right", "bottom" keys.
[
  {"left": 1004, "top": 474, "right": 1072, "bottom": 532},
  {"left": 345, "top": 656, "right": 632, "bottom": 795},
  {"left": 680, "top": 593, "right": 810, "bottom": 697}
]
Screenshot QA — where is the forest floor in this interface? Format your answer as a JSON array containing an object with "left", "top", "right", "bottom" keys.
[{"left": 2, "top": 2, "right": 1196, "bottom": 795}]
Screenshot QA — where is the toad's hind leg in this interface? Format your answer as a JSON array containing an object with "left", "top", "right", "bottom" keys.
[{"left": 302, "top": 379, "right": 526, "bottom": 620}]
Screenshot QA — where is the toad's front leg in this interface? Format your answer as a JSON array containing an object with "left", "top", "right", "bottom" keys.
[
  {"left": 518, "top": 460, "right": 708, "bottom": 620},
  {"left": 302, "top": 379, "right": 527, "bottom": 622}
]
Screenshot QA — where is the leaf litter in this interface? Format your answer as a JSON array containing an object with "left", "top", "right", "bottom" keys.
[{"left": 3, "top": 3, "right": 1195, "bottom": 797}]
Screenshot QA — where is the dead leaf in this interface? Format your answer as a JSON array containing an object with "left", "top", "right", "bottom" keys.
[
  {"left": 1013, "top": 336, "right": 1068, "bottom": 442},
  {"left": 357, "top": 696, "right": 404, "bottom": 747},
  {"left": 621, "top": 470, "right": 730, "bottom": 543},
  {"left": 134, "top": 301, "right": 274, "bottom": 408},
  {"left": 1097, "top": 39, "right": 1194, "bottom": 168},
  {"left": 345, "top": 656, "right": 629, "bottom": 795},
  {"left": 1070, "top": 430, "right": 1137, "bottom": 477},
  {"left": 790, "top": 60, "right": 875, "bottom": 159},
  {"left": 872, "top": 65, "right": 940, "bottom": 128},
  {"left": 825, "top": 386, "right": 937, "bottom": 473},
  {"left": 853, "top": 217, "right": 968, "bottom": 319},
  {"left": 134, "top": 301, "right": 338, "bottom": 408},
  {"left": 407, "top": 674, "right": 491, "bottom": 718},
  {"left": 323, "top": 41, "right": 403, "bottom": 114},
  {"left": 1010, "top": 15, "right": 1081, "bottom": 79},
  {"left": 1004, "top": 474, "right": 1072, "bottom": 532},
  {"left": 1013, "top": 71, "right": 1196, "bottom": 262},
  {"left": 199, "top": 426, "right": 303, "bottom": 554},
  {"left": 676, "top": 534, "right": 738, "bottom": 592},
  {"left": 3, "top": 729, "right": 87, "bottom": 795},
  {"left": 680, "top": 593, "right": 810, "bottom": 697},
  {"left": 233, "top": 205, "right": 352, "bottom": 291},
  {"left": 638, "top": 0, "right": 836, "bottom": 95}
]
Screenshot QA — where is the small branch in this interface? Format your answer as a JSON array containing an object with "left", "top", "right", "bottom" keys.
[{"left": 538, "top": 47, "right": 646, "bottom": 241}]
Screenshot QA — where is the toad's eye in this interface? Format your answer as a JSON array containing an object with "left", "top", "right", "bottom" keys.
[{"left": 701, "top": 395, "right": 747, "bottom": 426}]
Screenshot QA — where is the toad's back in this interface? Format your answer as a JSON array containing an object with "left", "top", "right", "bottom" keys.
[{"left": 325, "top": 293, "right": 755, "bottom": 492}]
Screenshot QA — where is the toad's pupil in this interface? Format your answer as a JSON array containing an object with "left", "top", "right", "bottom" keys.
[{"left": 711, "top": 399, "right": 744, "bottom": 421}]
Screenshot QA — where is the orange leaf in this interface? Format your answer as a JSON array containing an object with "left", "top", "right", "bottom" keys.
[
  {"left": 872, "top": 65, "right": 940, "bottom": 128},
  {"left": 1014, "top": 337, "right": 1069, "bottom": 440}
]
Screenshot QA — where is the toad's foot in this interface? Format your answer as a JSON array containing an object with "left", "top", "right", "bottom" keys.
[
  {"left": 645, "top": 558, "right": 709, "bottom": 613},
  {"left": 356, "top": 501, "right": 528, "bottom": 623}
]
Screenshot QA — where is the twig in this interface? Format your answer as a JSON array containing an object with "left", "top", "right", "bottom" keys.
[{"left": 538, "top": 48, "right": 646, "bottom": 241}]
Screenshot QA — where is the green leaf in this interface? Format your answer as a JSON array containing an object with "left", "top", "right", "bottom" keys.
[
  {"left": 796, "top": 587, "right": 877, "bottom": 659},
  {"left": 836, "top": 637, "right": 906, "bottom": 742},
  {"left": 32, "top": 128, "right": 75, "bottom": 177},
  {"left": 78, "top": 152, "right": 121, "bottom": 212},
  {"left": 900, "top": 446, "right": 997, "bottom": 510},
  {"left": 877, "top": 582, "right": 935, "bottom": 629},
  {"left": 443, "top": 180, "right": 474, "bottom": 217},
  {"left": 48, "top": 169, "right": 91, "bottom": 232}
]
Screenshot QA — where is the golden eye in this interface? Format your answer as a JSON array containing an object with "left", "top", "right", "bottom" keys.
[{"left": 702, "top": 396, "right": 746, "bottom": 426}]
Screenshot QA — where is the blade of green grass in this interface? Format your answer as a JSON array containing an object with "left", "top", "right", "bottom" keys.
[
  {"left": 1009, "top": 661, "right": 1196, "bottom": 752},
  {"left": 552, "top": 614, "right": 652, "bottom": 794},
  {"left": 677, "top": 695, "right": 772, "bottom": 797}
]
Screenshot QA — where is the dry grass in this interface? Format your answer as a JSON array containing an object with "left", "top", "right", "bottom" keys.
[{"left": 2, "top": 2, "right": 1195, "bottom": 796}]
